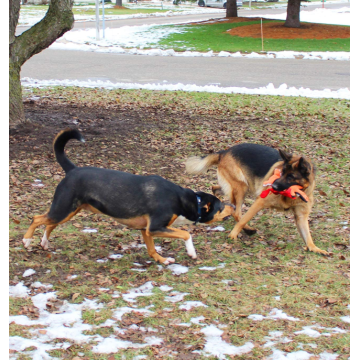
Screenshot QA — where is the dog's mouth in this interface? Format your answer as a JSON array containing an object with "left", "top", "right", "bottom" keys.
[{"left": 223, "top": 215, "right": 232, "bottom": 221}]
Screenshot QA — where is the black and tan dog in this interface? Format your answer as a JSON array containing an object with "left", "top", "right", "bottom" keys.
[
  {"left": 186, "top": 143, "right": 328, "bottom": 255},
  {"left": 23, "top": 129, "right": 234, "bottom": 264}
]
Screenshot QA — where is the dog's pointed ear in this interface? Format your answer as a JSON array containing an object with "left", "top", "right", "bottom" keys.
[
  {"left": 279, "top": 149, "right": 292, "bottom": 163},
  {"left": 298, "top": 157, "right": 311, "bottom": 177}
]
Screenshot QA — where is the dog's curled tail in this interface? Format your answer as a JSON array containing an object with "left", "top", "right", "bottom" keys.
[
  {"left": 53, "top": 128, "right": 85, "bottom": 173},
  {"left": 185, "top": 153, "right": 220, "bottom": 175}
]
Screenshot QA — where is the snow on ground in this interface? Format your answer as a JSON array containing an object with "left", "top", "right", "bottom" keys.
[
  {"left": 122, "top": 281, "right": 154, "bottom": 303},
  {"left": 179, "top": 301, "right": 208, "bottom": 310},
  {"left": 249, "top": 6, "right": 350, "bottom": 26},
  {"left": 195, "top": 324, "right": 254, "bottom": 359},
  {"left": 21, "top": 77, "right": 350, "bottom": 100},
  {"left": 18, "top": 3, "right": 224, "bottom": 26},
  {"left": 50, "top": 40, "right": 350, "bottom": 61},
  {"left": 248, "top": 308, "right": 299, "bottom": 321},
  {"left": 167, "top": 263, "right": 189, "bottom": 275},
  {"left": 42, "top": 5, "right": 350, "bottom": 61},
  {"left": 9, "top": 282, "right": 30, "bottom": 298},
  {"left": 9, "top": 281, "right": 345, "bottom": 359},
  {"left": 22, "top": 269, "right": 36, "bottom": 277}
]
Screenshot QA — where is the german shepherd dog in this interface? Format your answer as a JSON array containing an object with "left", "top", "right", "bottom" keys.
[
  {"left": 23, "top": 129, "right": 234, "bottom": 265},
  {"left": 186, "top": 143, "right": 329, "bottom": 255}
]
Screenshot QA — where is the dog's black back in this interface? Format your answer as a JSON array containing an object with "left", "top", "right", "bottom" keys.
[{"left": 228, "top": 144, "right": 281, "bottom": 178}]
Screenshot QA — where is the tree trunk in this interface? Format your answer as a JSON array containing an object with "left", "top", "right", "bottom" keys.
[
  {"left": 115, "top": 0, "right": 123, "bottom": 6},
  {"left": 226, "top": 0, "right": 238, "bottom": 18},
  {"left": 9, "top": 0, "right": 74, "bottom": 126},
  {"left": 284, "top": 0, "right": 301, "bottom": 28}
]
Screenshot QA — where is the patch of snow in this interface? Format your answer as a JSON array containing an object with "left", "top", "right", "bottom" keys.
[
  {"left": 267, "top": 349, "right": 313, "bottom": 360},
  {"left": 199, "top": 262, "right": 225, "bottom": 271},
  {"left": 21, "top": 78, "right": 350, "bottom": 100},
  {"left": 207, "top": 226, "right": 225, "bottom": 231},
  {"left": 165, "top": 292, "right": 189, "bottom": 303},
  {"left": 130, "top": 268, "right": 147, "bottom": 272},
  {"left": 31, "top": 282, "right": 53, "bottom": 290},
  {"left": 190, "top": 316, "right": 206, "bottom": 325},
  {"left": 167, "top": 263, "right": 189, "bottom": 275},
  {"left": 122, "top": 281, "right": 154, "bottom": 303},
  {"left": 159, "top": 285, "right": 173, "bottom": 292},
  {"left": 179, "top": 301, "right": 207, "bottom": 311},
  {"left": 341, "top": 315, "right": 350, "bottom": 323},
  {"left": 96, "top": 258, "right": 108, "bottom": 263},
  {"left": 248, "top": 308, "right": 299, "bottom": 322},
  {"left": 92, "top": 335, "right": 163, "bottom": 353},
  {"left": 23, "top": 269, "right": 36, "bottom": 277},
  {"left": 274, "top": 296, "right": 281, "bottom": 301},
  {"left": 9, "top": 282, "right": 30, "bottom": 298},
  {"left": 248, "top": 6, "right": 350, "bottom": 26},
  {"left": 82, "top": 228, "right": 98, "bottom": 233},
  {"left": 198, "top": 325, "right": 254, "bottom": 359},
  {"left": 108, "top": 254, "right": 123, "bottom": 259}
]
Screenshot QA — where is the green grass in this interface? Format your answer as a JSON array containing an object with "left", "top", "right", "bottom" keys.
[
  {"left": 10, "top": 87, "right": 349, "bottom": 359},
  {"left": 156, "top": 20, "right": 350, "bottom": 52}
]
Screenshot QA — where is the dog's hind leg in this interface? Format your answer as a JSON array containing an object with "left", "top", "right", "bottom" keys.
[
  {"left": 293, "top": 206, "right": 329, "bottom": 256},
  {"left": 23, "top": 214, "right": 55, "bottom": 248},
  {"left": 232, "top": 184, "right": 257, "bottom": 236},
  {"left": 40, "top": 224, "right": 58, "bottom": 250}
]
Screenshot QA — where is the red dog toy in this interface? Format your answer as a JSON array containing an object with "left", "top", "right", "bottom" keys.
[{"left": 260, "top": 169, "right": 309, "bottom": 202}]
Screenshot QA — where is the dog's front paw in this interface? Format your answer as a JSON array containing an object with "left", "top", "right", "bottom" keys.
[
  {"left": 229, "top": 231, "right": 239, "bottom": 241},
  {"left": 163, "top": 257, "right": 175, "bottom": 265},
  {"left": 22, "top": 238, "right": 32, "bottom": 248},
  {"left": 307, "top": 246, "right": 330, "bottom": 256},
  {"left": 185, "top": 235, "right": 197, "bottom": 259}
]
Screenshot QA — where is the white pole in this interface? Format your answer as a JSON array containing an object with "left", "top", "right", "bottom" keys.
[
  {"left": 249, "top": 0, "right": 251, "bottom": 10},
  {"left": 95, "top": 0, "right": 100, "bottom": 41},
  {"left": 102, "top": 0, "right": 105, "bottom": 39},
  {"left": 261, "top": 18, "right": 264, "bottom": 52}
]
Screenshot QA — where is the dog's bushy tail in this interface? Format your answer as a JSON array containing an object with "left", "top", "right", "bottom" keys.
[
  {"left": 53, "top": 128, "right": 85, "bottom": 173},
  {"left": 185, "top": 153, "right": 220, "bottom": 175}
]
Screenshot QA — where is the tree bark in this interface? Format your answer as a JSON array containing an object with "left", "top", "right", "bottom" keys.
[
  {"left": 226, "top": 0, "right": 238, "bottom": 18},
  {"left": 115, "top": 0, "right": 123, "bottom": 6},
  {"left": 284, "top": 0, "right": 301, "bottom": 28},
  {"left": 9, "top": 0, "right": 74, "bottom": 125}
]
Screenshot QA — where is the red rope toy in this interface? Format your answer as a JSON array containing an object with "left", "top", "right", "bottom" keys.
[{"left": 260, "top": 169, "right": 309, "bottom": 203}]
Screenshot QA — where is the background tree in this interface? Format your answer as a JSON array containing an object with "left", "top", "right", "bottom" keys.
[
  {"left": 115, "top": 0, "right": 123, "bottom": 7},
  {"left": 226, "top": 0, "right": 238, "bottom": 18},
  {"left": 284, "top": 0, "right": 301, "bottom": 28},
  {"left": 9, "top": 0, "right": 74, "bottom": 125}
]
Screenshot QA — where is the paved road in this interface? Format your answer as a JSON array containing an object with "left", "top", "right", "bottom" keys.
[
  {"left": 19, "top": 3, "right": 350, "bottom": 91},
  {"left": 21, "top": 50, "right": 349, "bottom": 90}
]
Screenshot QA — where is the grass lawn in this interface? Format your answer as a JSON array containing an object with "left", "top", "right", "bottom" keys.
[
  {"left": 156, "top": 20, "right": 350, "bottom": 53},
  {"left": 9, "top": 87, "right": 349, "bottom": 359}
]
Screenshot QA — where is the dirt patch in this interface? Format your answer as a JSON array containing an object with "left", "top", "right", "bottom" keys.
[{"left": 229, "top": 22, "right": 350, "bottom": 40}]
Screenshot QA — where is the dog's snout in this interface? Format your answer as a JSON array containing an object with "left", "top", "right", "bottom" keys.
[{"left": 272, "top": 181, "right": 280, "bottom": 191}]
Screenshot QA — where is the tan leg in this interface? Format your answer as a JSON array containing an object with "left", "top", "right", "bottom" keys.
[
  {"left": 40, "top": 224, "right": 57, "bottom": 250},
  {"left": 141, "top": 230, "right": 174, "bottom": 265},
  {"left": 149, "top": 227, "right": 197, "bottom": 262},
  {"left": 23, "top": 213, "right": 54, "bottom": 248},
  {"left": 232, "top": 187, "right": 256, "bottom": 235},
  {"left": 23, "top": 208, "right": 81, "bottom": 249},
  {"left": 293, "top": 206, "right": 329, "bottom": 255},
  {"left": 229, "top": 197, "right": 266, "bottom": 240}
]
